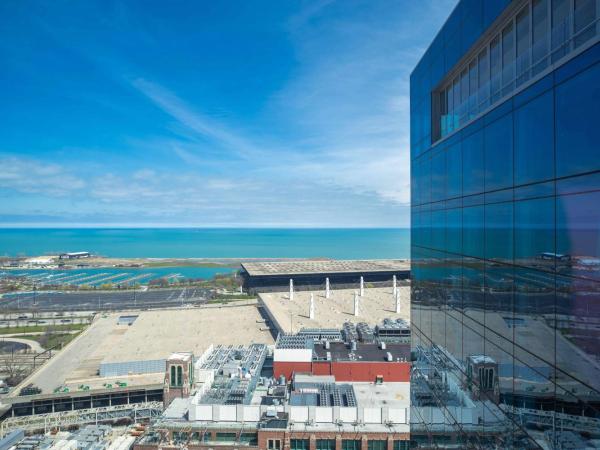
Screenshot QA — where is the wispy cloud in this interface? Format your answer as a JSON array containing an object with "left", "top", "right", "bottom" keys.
[
  {"left": 261, "top": 1, "right": 452, "bottom": 207},
  {"left": 131, "top": 78, "right": 262, "bottom": 159},
  {"left": 0, "top": 154, "right": 408, "bottom": 227},
  {"left": 128, "top": 73, "right": 412, "bottom": 207},
  {"left": 0, "top": 0, "right": 457, "bottom": 227},
  {"left": 287, "top": 0, "right": 336, "bottom": 31},
  {"left": 0, "top": 156, "right": 85, "bottom": 196}
]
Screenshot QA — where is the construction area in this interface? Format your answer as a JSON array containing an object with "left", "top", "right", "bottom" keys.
[{"left": 0, "top": 424, "right": 149, "bottom": 450}]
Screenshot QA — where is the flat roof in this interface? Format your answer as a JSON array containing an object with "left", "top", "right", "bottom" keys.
[
  {"left": 241, "top": 259, "right": 409, "bottom": 277},
  {"left": 352, "top": 381, "right": 409, "bottom": 409},
  {"left": 151, "top": 381, "right": 410, "bottom": 434},
  {"left": 100, "top": 305, "right": 272, "bottom": 364},
  {"left": 259, "top": 286, "right": 410, "bottom": 334},
  {"left": 11, "top": 303, "right": 274, "bottom": 396},
  {"left": 313, "top": 341, "right": 411, "bottom": 362}
]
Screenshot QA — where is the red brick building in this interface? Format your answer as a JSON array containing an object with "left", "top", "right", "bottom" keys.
[{"left": 273, "top": 341, "right": 410, "bottom": 383}]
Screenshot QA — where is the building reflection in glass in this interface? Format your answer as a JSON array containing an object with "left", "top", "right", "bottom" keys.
[{"left": 410, "top": 0, "right": 600, "bottom": 447}]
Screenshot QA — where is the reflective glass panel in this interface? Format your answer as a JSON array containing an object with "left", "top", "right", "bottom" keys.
[
  {"left": 516, "top": 7, "right": 531, "bottom": 85},
  {"left": 485, "top": 201, "right": 514, "bottom": 262},
  {"left": 532, "top": 0, "right": 549, "bottom": 74},
  {"left": 557, "top": 190, "right": 600, "bottom": 281},
  {"left": 514, "top": 90, "right": 555, "bottom": 185},
  {"left": 515, "top": 197, "right": 555, "bottom": 270},
  {"left": 462, "top": 129, "right": 484, "bottom": 196},
  {"left": 556, "top": 62, "right": 600, "bottom": 177},
  {"left": 574, "top": 0, "right": 597, "bottom": 47},
  {"left": 484, "top": 113, "right": 513, "bottom": 191}
]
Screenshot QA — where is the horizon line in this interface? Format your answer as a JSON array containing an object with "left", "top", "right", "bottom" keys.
[{"left": 0, "top": 224, "right": 411, "bottom": 230}]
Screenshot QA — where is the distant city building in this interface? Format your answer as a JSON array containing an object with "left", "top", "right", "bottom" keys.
[
  {"left": 410, "top": 0, "right": 599, "bottom": 448},
  {"left": 59, "top": 252, "right": 91, "bottom": 260},
  {"left": 241, "top": 260, "right": 409, "bottom": 293}
]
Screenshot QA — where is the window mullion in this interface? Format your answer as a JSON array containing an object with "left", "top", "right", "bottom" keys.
[
  {"left": 570, "top": 0, "right": 575, "bottom": 51},
  {"left": 529, "top": 0, "right": 534, "bottom": 78}
]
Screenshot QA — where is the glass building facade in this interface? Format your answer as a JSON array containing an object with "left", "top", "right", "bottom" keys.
[{"left": 410, "top": 0, "right": 600, "bottom": 448}]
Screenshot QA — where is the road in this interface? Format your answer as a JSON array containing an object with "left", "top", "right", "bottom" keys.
[
  {"left": 0, "top": 287, "right": 211, "bottom": 312},
  {"left": 0, "top": 330, "right": 80, "bottom": 337},
  {"left": 0, "top": 337, "right": 44, "bottom": 353},
  {"left": 6, "top": 315, "right": 117, "bottom": 395},
  {"left": 0, "top": 317, "right": 90, "bottom": 328}
]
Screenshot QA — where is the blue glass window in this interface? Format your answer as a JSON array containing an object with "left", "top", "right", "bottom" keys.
[
  {"left": 342, "top": 441, "right": 361, "bottom": 450},
  {"left": 446, "top": 208, "right": 462, "bottom": 255},
  {"left": 556, "top": 273, "right": 600, "bottom": 369},
  {"left": 445, "top": 31, "right": 462, "bottom": 75},
  {"left": 514, "top": 266, "right": 555, "bottom": 316},
  {"left": 557, "top": 190, "right": 600, "bottom": 281},
  {"left": 515, "top": 197, "right": 555, "bottom": 269},
  {"left": 367, "top": 441, "right": 387, "bottom": 450},
  {"left": 484, "top": 0, "right": 510, "bottom": 29},
  {"left": 485, "top": 202, "right": 513, "bottom": 261},
  {"left": 501, "top": 23, "right": 515, "bottom": 96},
  {"left": 484, "top": 113, "right": 513, "bottom": 191},
  {"left": 393, "top": 441, "right": 410, "bottom": 450},
  {"left": 420, "top": 206, "right": 432, "bottom": 249},
  {"left": 446, "top": 142, "right": 462, "bottom": 198},
  {"left": 431, "top": 209, "right": 446, "bottom": 251},
  {"left": 552, "top": 0, "right": 570, "bottom": 62},
  {"left": 291, "top": 440, "right": 309, "bottom": 450},
  {"left": 462, "top": 129, "right": 484, "bottom": 195},
  {"left": 415, "top": 156, "right": 431, "bottom": 205},
  {"left": 316, "top": 440, "right": 335, "bottom": 450},
  {"left": 556, "top": 53, "right": 600, "bottom": 177},
  {"left": 514, "top": 90, "right": 555, "bottom": 185},
  {"left": 532, "top": 0, "right": 549, "bottom": 75},
  {"left": 490, "top": 36, "right": 502, "bottom": 102},
  {"left": 516, "top": 6, "right": 531, "bottom": 86},
  {"left": 463, "top": 205, "right": 484, "bottom": 259},
  {"left": 431, "top": 150, "right": 446, "bottom": 202},
  {"left": 574, "top": 0, "right": 597, "bottom": 47}
]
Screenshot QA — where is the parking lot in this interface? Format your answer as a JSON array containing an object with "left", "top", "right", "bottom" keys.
[{"left": 0, "top": 287, "right": 211, "bottom": 312}]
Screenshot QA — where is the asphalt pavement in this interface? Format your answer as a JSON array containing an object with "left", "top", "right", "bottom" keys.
[{"left": 0, "top": 287, "right": 211, "bottom": 312}]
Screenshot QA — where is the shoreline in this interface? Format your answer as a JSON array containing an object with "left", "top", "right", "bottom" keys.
[{"left": 0, "top": 256, "right": 409, "bottom": 271}]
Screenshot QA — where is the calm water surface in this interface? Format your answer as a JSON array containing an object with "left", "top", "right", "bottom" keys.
[{"left": 0, "top": 228, "right": 410, "bottom": 259}]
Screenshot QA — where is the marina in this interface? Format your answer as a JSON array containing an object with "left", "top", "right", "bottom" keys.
[{"left": 0, "top": 267, "right": 235, "bottom": 289}]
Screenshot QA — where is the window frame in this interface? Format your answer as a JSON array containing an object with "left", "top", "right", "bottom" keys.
[
  {"left": 267, "top": 439, "right": 282, "bottom": 450},
  {"left": 431, "top": 0, "right": 599, "bottom": 143}
]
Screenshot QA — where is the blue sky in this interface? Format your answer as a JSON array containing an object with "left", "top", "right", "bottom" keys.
[{"left": 0, "top": 0, "right": 455, "bottom": 228}]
